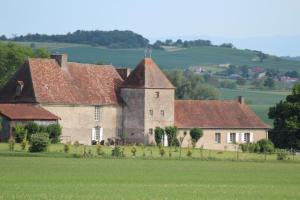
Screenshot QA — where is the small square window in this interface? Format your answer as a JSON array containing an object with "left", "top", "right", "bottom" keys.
[
  {"left": 149, "top": 128, "right": 153, "bottom": 135},
  {"left": 149, "top": 109, "right": 153, "bottom": 116},
  {"left": 160, "top": 110, "right": 165, "bottom": 116},
  {"left": 155, "top": 91, "right": 160, "bottom": 98}
]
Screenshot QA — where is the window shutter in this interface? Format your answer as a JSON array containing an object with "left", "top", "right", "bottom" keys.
[
  {"left": 250, "top": 132, "right": 254, "bottom": 143},
  {"left": 227, "top": 133, "right": 230, "bottom": 143},
  {"left": 163, "top": 133, "right": 168, "bottom": 147},
  {"left": 240, "top": 133, "right": 244, "bottom": 143},
  {"left": 92, "top": 128, "right": 96, "bottom": 141},
  {"left": 100, "top": 127, "right": 103, "bottom": 141},
  {"left": 235, "top": 133, "right": 239, "bottom": 143}
]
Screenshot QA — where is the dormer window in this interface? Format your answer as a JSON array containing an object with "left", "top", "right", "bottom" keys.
[{"left": 16, "top": 81, "right": 24, "bottom": 96}]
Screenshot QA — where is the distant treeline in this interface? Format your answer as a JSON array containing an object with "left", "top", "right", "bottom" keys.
[
  {"left": 0, "top": 30, "right": 235, "bottom": 49},
  {"left": 2, "top": 30, "right": 149, "bottom": 49},
  {"left": 152, "top": 39, "right": 234, "bottom": 49}
]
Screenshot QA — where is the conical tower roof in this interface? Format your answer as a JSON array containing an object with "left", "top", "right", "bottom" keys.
[{"left": 121, "top": 58, "right": 175, "bottom": 89}]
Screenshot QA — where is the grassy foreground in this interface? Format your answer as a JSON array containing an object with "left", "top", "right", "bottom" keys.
[{"left": 0, "top": 156, "right": 299, "bottom": 200}]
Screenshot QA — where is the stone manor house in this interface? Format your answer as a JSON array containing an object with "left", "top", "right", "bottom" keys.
[{"left": 0, "top": 54, "right": 269, "bottom": 150}]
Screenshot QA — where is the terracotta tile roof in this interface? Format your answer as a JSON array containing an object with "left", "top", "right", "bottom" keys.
[
  {"left": 121, "top": 58, "right": 174, "bottom": 89},
  {"left": 0, "top": 58, "right": 124, "bottom": 105},
  {"left": 0, "top": 104, "right": 60, "bottom": 120},
  {"left": 175, "top": 100, "right": 269, "bottom": 129}
]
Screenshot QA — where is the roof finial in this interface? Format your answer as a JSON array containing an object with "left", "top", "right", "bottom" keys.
[{"left": 144, "top": 46, "right": 152, "bottom": 58}]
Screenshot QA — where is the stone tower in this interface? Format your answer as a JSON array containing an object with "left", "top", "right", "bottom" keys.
[{"left": 120, "top": 58, "right": 175, "bottom": 144}]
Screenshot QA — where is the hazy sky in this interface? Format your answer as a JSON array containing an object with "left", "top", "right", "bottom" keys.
[{"left": 1, "top": 0, "right": 300, "bottom": 56}]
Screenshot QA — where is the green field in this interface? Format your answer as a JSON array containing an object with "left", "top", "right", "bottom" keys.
[
  {"left": 219, "top": 88, "right": 288, "bottom": 125},
  {"left": 0, "top": 156, "right": 299, "bottom": 200},
  {"left": 6, "top": 41, "right": 300, "bottom": 71}
]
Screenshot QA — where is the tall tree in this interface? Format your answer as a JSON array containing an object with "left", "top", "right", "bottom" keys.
[{"left": 268, "top": 83, "right": 300, "bottom": 149}]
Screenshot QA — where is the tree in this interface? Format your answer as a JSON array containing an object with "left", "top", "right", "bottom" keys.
[
  {"left": 190, "top": 128, "right": 203, "bottom": 146},
  {"left": 268, "top": 83, "right": 300, "bottom": 149},
  {"left": 236, "top": 77, "right": 246, "bottom": 85},
  {"left": 264, "top": 77, "right": 275, "bottom": 89},
  {"left": 154, "top": 127, "right": 164, "bottom": 145},
  {"left": 0, "top": 42, "right": 49, "bottom": 87}
]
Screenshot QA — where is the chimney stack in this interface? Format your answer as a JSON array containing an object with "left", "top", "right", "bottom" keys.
[
  {"left": 50, "top": 54, "right": 68, "bottom": 69},
  {"left": 238, "top": 96, "right": 244, "bottom": 104}
]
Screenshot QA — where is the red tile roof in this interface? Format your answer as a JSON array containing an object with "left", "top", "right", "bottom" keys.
[
  {"left": 121, "top": 58, "right": 174, "bottom": 89},
  {"left": 175, "top": 100, "right": 269, "bottom": 129},
  {"left": 29, "top": 59, "right": 123, "bottom": 105},
  {"left": 0, "top": 104, "right": 60, "bottom": 120},
  {"left": 0, "top": 58, "right": 124, "bottom": 105}
]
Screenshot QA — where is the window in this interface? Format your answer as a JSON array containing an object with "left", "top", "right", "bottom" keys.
[
  {"left": 16, "top": 81, "right": 24, "bottom": 96},
  {"left": 155, "top": 91, "right": 160, "bottom": 98},
  {"left": 215, "top": 133, "right": 221, "bottom": 143},
  {"left": 230, "top": 133, "right": 236, "bottom": 143},
  {"left": 244, "top": 133, "right": 250, "bottom": 143},
  {"left": 95, "top": 127, "right": 100, "bottom": 141},
  {"left": 94, "top": 106, "right": 100, "bottom": 121},
  {"left": 149, "top": 109, "right": 153, "bottom": 116},
  {"left": 149, "top": 128, "right": 153, "bottom": 135},
  {"left": 160, "top": 110, "right": 165, "bottom": 116}
]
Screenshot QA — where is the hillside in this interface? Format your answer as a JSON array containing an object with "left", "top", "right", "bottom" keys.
[{"left": 7, "top": 41, "right": 300, "bottom": 72}]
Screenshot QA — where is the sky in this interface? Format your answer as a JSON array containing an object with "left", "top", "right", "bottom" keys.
[{"left": 1, "top": 0, "right": 300, "bottom": 56}]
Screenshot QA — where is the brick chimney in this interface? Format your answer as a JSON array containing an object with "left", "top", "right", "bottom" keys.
[
  {"left": 238, "top": 96, "right": 244, "bottom": 104},
  {"left": 51, "top": 54, "right": 68, "bottom": 69}
]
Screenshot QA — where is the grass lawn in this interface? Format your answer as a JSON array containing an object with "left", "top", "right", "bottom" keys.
[{"left": 0, "top": 156, "right": 299, "bottom": 200}]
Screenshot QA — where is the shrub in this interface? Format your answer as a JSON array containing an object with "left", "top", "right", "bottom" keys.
[
  {"left": 64, "top": 143, "right": 70, "bottom": 153},
  {"left": 154, "top": 127, "right": 164, "bottom": 145},
  {"left": 165, "top": 126, "right": 178, "bottom": 146},
  {"left": 159, "top": 147, "right": 165, "bottom": 157},
  {"left": 14, "top": 125, "right": 28, "bottom": 143},
  {"left": 96, "top": 144, "right": 104, "bottom": 156},
  {"left": 46, "top": 124, "right": 62, "bottom": 143},
  {"left": 257, "top": 139, "right": 275, "bottom": 153},
  {"left": 277, "top": 151, "right": 288, "bottom": 160},
  {"left": 190, "top": 128, "right": 203, "bottom": 143},
  {"left": 20, "top": 135, "right": 27, "bottom": 150},
  {"left": 112, "top": 146, "right": 124, "bottom": 157},
  {"left": 8, "top": 137, "right": 15, "bottom": 151},
  {"left": 29, "top": 133, "right": 50, "bottom": 152},
  {"left": 25, "top": 122, "right": 39, "bottom": 139},
  {"left": 131, "top": 146, "right": 137, "bottom": 157},
  {"left": 187, "top": 149, "right": 192, "bottom": 157}
]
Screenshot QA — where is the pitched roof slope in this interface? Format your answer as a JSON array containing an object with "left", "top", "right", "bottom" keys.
[
  {"left": 121, "top": 58, "right": 174, "bottom": 89},
  {"left": 0, "top": 58, "right": 124, "bottom": 105},
  {"left": 0, "top": 104, "right": 59, "bottom": 120},
  {"left": 175, "top": 100, "right": 269, "bottom": 129},
  {"left": 0, "top": 62, "right": 36, "bottom": 103}
]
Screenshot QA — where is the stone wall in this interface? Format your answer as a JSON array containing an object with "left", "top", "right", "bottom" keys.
[
  {"left": 120, "top": 88, "right": 145, "bottom": 143},
  {"left": 144, "top": 89, "right": 175, "bottom": 144},
  {"left": 177, "top": 128, "right": 268, "bottom": 151},
  {"left": 42, "top": 104, "right": 122, "bottom": 145}
]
